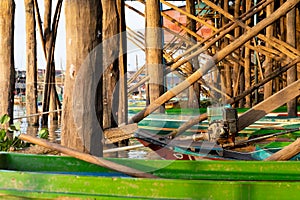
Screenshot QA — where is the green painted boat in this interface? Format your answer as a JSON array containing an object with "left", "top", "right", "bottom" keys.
[{"left": 1, "top": 152, "right": 300, "bottom": 199}]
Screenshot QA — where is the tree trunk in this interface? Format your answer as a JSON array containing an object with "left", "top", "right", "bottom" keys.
[
  {"left": 286, "top": 8, "right": 297, "bottom": 117},
  {"left": 24, "top": 0, "right": 38, "bottom": 126},
  {"left": 0, "top": 0, "right": 15, "bottom": 125},
  {"left": 62, "top": 0, "right": 102, "bottom": 156},
  {"left": 145, "top": 0, "right": 164, "bottom": 112}
]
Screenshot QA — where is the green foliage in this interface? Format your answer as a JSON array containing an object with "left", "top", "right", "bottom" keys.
[
  {"left": 0, "top": 114, "right": 10, "bottom": 124},
  {"left": 0, "top": 114, "right": 29, "bottom": 151},
  {"left": 38, "top": 128, "right": 49, "bottom": 139}
]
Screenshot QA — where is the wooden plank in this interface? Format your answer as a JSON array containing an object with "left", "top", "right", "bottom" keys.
[
  {"left": 238, "top": 79, "right": 300, "bottom": 131},
  {"left": 265, "top": 138, "right": 300, "bottom": 161}
]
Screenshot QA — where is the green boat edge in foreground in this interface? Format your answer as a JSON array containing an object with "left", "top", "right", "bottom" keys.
[{"left": 1, "top": 153, "right": 300, "bottom": 199}]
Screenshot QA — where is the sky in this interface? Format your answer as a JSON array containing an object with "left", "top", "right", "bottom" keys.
[
  {"left": 15, "top": 0, "right": 66, "bottom": 71},
  {"left": 14, "top": 1, "right": 185, "bottom": 71}
]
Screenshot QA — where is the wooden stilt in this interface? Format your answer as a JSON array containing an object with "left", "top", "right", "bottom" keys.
[{"left": 145, "top": 0, "right": 164, "bottom": 112}]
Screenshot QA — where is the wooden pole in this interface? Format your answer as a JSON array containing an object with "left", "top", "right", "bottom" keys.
[
  {"left": 19, "top": 134, "right": 157, "bottom": 178},
  {"left": 62, "top": 0, "right": 102, "bottom": 156},
  {"left": 102, "top": 0, "right": 120, "bottom": 129},
  {"left": 33, "top": 0, "right": 46, "bottom": 58},
  {"left": 186, "top": 0, "right": 200, "bottom": 109},
  {"left": 145, "top": 0, "right": 164, "bottom": 112},
  {"left": 117, "top": 0, "right": 128, "bottom": 125},
  {"left": 263, "top": 1, "right": 274, "bottom": 99},
  {"left": 286, "top": 7, "right": 297, "bottom": 117},
  {"left": 129, "top": 0, "right": 300, "bottom": 123},
  {"left": 41, "top": 0, "right": 52, "bottom": 125},
  {"left": 244, "top": 0, "right": 252, "bottom": 107},
  {"left": 41, "top": 0, "right": 63, "bottom": 125},
  {"left": 24, "top": 0, "right": 38, "bottom": 126},
  {"left": 0, "top": 0, "right": 15, "bottom": 125}
]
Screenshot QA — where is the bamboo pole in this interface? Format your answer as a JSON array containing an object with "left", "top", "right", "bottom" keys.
[
  {"left": 161, "top": 12, "right": 203, "bottom": 41},
  {"left": 19, "top": 134, "right": 157, "bottom": 178},
  {"left": 41, "top": 0, "right": 63, "bottom": 124},
  {"left": 128, "top": 65, "right": 145, "bottom": 85},
  {"left": 13, "top": 109, "right": 63, "bottom": 120},
  {"left": 33, "top": 0, "right": 46, "bottom": 58},
  {"left": 128, "top": 76, "right": 150, "bottom": 94},
  {"left": 103, "top": 144, "right": 144, "bottom": 153}
]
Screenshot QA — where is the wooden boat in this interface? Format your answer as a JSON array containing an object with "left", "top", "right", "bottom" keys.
[
  {"left": 135, "top": 111, "right": 300, "bottom": 161},
  {"left": 1, "top": 152, "right": 300, "bottom": 199}
]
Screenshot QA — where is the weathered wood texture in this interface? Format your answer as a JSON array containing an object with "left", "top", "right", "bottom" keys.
[
  {"left": 62, "top": 0, "right": 102, "bottom": 156},
  {"left": 265, "top": 138, "right": 300, "bottom": 161},
  {"left": 104, "top": 123, "right": 138, "bottom": 144},
  {"left": 24, "top": 0, "right": 38, "bottom": 125},
  {"left": 186, "top": 0, "right": 200, "bottom": 108},
  {"left": 238, "top": 79, "right": 300, "bottom": 131},
  {"left": 286, "top": 7, "right": 297, "bottom": 117},
  {"left": 145, "top": 0, "right": 164, "bottom": 112},
  {"left": 102, "top": 0, "right": 120, "bottom": 129},
  {"left": 263, "top": 2, "right": 274, "bottom": 99},
  {"left": 116, "top": 0, "right": 128, "bottom": 125},
  {"left": 0, "top": 0, "right": 15, "bottom": 124},
  {"left": 244, "top": 0, "right": 252, "bottom": 107}
]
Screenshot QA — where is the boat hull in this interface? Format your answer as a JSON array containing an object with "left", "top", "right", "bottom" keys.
[{"left": 1, "top": 153, "right": 300, "bottom": 199}]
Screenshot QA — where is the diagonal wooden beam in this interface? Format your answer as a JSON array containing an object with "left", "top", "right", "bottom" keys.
[{"left": 238, "top": 79, "right": 300, "bottom": 131}]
